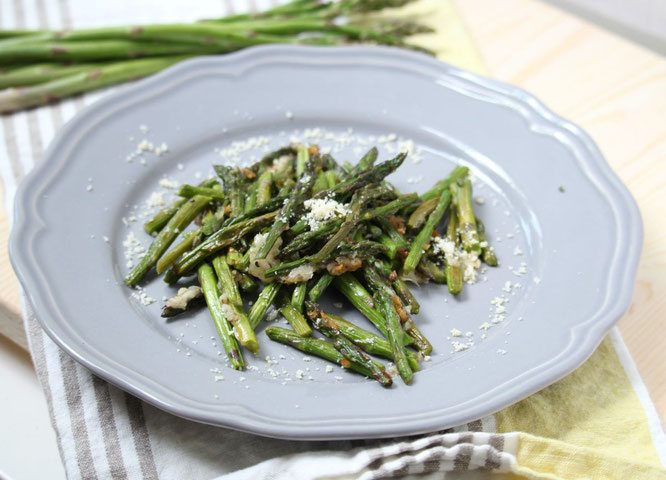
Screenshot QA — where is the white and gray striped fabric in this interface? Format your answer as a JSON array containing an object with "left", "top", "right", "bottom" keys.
[{"left": 1, "top": 1, "right": 519, "bottom": 478}]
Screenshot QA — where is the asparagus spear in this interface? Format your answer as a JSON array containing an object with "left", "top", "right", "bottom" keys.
[
  {"left": 156, "top": 229, "right": 199, "bottom": 274},
  {"left": 418, "top": 257, "right": 447, "bottom": 284},
  {"left": 244, "top": 179, "right": 259, "bottom": 213},
  {"left": 314, "top": 153, "right": 405, "bottom": 200},
  {"left": 212, "top": 255, "right": 242, "bottom": 308},
  {"left": 373, "top": 258, "right": 420, "bottom": 315},
  {"left": 332, "top": 273, "right": 387, "bottom": 336},
  {"left": 402, "top": 189, "right": 451, "bottom": 274},
  {"left": 306, "top": 302, "right": 392, "bottom": 387},
  {"left": 143, "top": 178, "right": 217, "bottom": 235},
  {"left": 309, "top": 187, "right": 370, "bottom": 264},
  {"left": 255, "top": 170, "right": 274, "bottom": 206},
  {"left": 235, "top": 272, "right": 259, "bottom": 292},
  {"left": 324, "top": 170, "right": 339, "bottom": 188},
  {"left": 248, "top": 282, "right": 282, "bottom": 329},
  {"left": 198, "top": 264, "right": 244, "bottom": 369},
  {"left": 392, "top": 276, "right": 420, "bottom": 315},
  {"left": 125, "top": 195, "right": 211, "bottom": 287},
  {"left": 265, "top": 327, "right": 376, "bottom": 378},
  {"left": 362, "top": 193, "right": 419, "bottom": 220},
  {"left": 216, "top": 166, "right": 247, "bottom": 217},
  {"left": 361, "top": 265, "right": 413, "bottom": 383},
  {"left": 308, "top": 273, "right": 334, "bottom": 302},
  {"left": 281, "top": 304, "right": 312, "bottom": 336},
  {"left": 407, "top": 197, "right": 437, "bottom": 229},
  {"left": 0, "top": 56, "right": 191, "bottom": 113},
  {"left": 171, "top": 211, "right": 277, "bottom": 277},
  {"left": 0, "top": 40, "right": 216, "bottom": 64},
  {"left": 264, "top": 240, "right": 386, "bottom": 278},
  {"left": 391, "top": 295, "right": 432, "bottom": 355},
  {"left": 476, "top": 218, "right": 498, "bottom": 266},
  {"left": 370, "top": 226, "right": 400, "bottom": 260},
  {"left": 356, "top": 146, "right": 378, "bottom": 172},
  {"left": 178, "top": 184, "right": 225, "bottom": 202},
  {"left": 144, "top": 198, "right": 187, "bottom": 236},
  {"left": 212, "top": 256, "right": 259, "bottom": 354},
  {"left": 255, "top": 160, "right": 316, "bottom": 259},
  {"left": 280, "top": 217, "right": 342, "bottom": 258},
  {"left": 295, "top": 144, "right": 309, "bottom": 178},
  {"left": 324, "top": 312, "right": 420, "bottom": 371},
  {"left": 375, "top": 216, "right": 407, "bottom": 249},
  {"left": 452, "top": 179, "right": 481, "bottom": 254},
  {"left": 420, "top": 166, "right": 469, "bottom": 202},
  {"left": 312, "top": 172, "right": 329, "bottom": 194},
  {"left": 291, "top": 282, "right": 308, "bottom": 313},
  {"left": 444, "top": 209, "right": 463, "bottom": 295},
  {"left": 0, "top": 62, "right": 108, "bottom": 89}
]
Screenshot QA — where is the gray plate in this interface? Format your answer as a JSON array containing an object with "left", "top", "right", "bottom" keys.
[{"left": 10, "top": 45, "right": 642, "bottom": 440}]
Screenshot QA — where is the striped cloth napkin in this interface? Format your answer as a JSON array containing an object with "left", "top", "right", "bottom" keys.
[{"left": 2, "top": 1, "right": 665, "bottom": 479}]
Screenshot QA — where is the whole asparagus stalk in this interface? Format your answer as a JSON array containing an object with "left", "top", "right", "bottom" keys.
[
  {"left": 0, "top": 56, "right": 189, "bottom": 114},
  {"left": 0, "top": 62, "right": 107, "bottom": 89},
  {"left": 0, "top": 0, "right": 433, "bottom": 112}
]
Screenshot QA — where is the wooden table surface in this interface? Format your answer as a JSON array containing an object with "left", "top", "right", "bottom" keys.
[{"left": 1, "top": 0, "right": 664, "bottom": 424}]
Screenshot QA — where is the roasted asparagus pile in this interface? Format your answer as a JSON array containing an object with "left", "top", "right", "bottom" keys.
[
  {"left": 125, "top": 144, "right": 497, "bottom": 386},
  {"left": 0, "top": 0, "right": 433, "bottom": 113}
]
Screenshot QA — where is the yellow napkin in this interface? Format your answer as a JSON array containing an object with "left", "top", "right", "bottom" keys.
[{"left": 365, "top": 1, "right": 666, "bottom": 478}]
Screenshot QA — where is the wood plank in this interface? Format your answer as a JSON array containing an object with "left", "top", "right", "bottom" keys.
[
  {"left": 456, "top": 0, "right": 666, "bottom": 423},
  {"left": 0, "top": 178, "right": 25, "bottom": 349}
]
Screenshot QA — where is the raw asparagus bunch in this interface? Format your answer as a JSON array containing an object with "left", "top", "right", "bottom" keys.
[
  {"left": 0, "top": 0, "right": 433, "bottom": 113},
  {"left": 125, "top": 141, "right": 497, "bottom": 385}
]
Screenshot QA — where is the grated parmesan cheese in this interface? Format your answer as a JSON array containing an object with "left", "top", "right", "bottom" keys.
[
  {"left": 303, "top": 197, "right": 349, "bottom": 230},
  {"left": 165, "top": 286, "right": 202, "bottom": 311},
  {"left": 159, "top": 178, "right": 179, "bottom": 189},
  {"left": 145, "top": 191, "right": 165, "bottom": 208}
]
